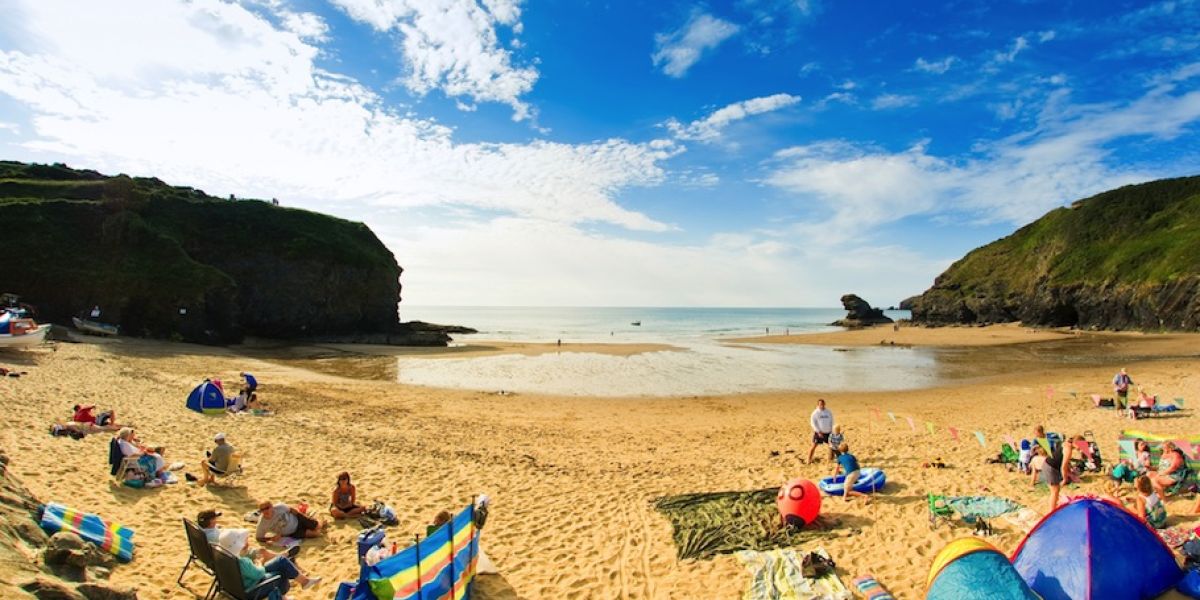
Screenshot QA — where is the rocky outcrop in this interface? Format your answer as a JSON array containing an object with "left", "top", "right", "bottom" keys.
[
  {"left": 909, "top": 175, "right": 1200, "bottom": 331},
  {"left": 0, "top": 451, "right": 136, "bottom": 599},
  {"left": 304, "top": 321, "right": 478, "bottom": 346},
  {"left": 830, "top": 294, "right": 894, "bottom": 328},
  {"left": 0, "top": 161, "right": 465, "bottom": 345}
]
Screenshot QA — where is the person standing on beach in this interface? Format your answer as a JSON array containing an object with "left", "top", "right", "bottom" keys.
[
  {"left": 806, "top": 399, "right": 835, "bottom": 464},
  {"left": 1113, "top": 368, "right": 1133, "bottom": 412}
]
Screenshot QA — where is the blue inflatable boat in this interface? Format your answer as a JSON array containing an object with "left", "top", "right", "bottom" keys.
[{"left": 819, "top": 467, "right": 886, "bottom": 496}]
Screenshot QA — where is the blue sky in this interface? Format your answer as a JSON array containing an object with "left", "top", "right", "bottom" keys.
[{"left": 1, "top": 0, "right": 1198, "bottom": 308}]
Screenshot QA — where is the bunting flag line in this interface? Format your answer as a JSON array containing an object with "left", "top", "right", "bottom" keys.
[
  {"left": 948, "top": 427, "right": 959, "bottom": 441},
  {"left": 1035, "top": 437, "right": 1052, "bottom": 454},
  {"left": 906, "top": 416, "right": 915, "bottom": 431},
  {"left": 887, "top": 411, "right": 897, "bottom": 424},
  {"left": 974, "top": 431, "right": 986, "bottom": 448},
  {"left": 1116, "top": 439, "right": 1137, "bottom": 458},
  {"left": 925, "top": 421, "right": 935, "bottom": 435}
]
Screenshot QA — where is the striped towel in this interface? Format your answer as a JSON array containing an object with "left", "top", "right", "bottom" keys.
[
  {"left": 852, "top": 574, "right": 894, "bottom": 600},
  {"left": 39, "top": 502, "right": 134, "bottom": 562}
]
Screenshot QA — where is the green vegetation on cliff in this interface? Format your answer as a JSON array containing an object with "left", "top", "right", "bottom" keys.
[
  {"left": 0, "top": 161, "right": 404, "bottom": 343},
  {"left": 910, "top": 175, "right": 1200, "bottom": 330}
]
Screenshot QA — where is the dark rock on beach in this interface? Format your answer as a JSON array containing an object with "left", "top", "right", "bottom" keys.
[{"left": 831, "top": 294, "right": 894, "bottom": 328}]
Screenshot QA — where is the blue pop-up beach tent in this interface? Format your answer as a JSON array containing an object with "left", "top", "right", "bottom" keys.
[
  {"left": 185, "top": 381, "right": 226, "bottom": 414},
  {"left": 927, "top": 537, "right": 1040, "bottom": 600},
  {"left": 1011, "top": 497, "right": 1181, "bottom": 600}
]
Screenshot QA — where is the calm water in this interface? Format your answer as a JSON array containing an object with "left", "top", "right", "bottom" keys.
[{"left": 393, "top": 306, "right": 940, "bottom": 396}]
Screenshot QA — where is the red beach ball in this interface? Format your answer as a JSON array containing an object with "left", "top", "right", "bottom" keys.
[{"left": 777, "top": 478, "right": 821, "bottom": 529}]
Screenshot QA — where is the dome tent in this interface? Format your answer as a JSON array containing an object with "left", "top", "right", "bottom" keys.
[
  {"left": 186, "top": 380, "right": 226, "bottom": 414},
  {"left": 1011, "top": 497, "right": 1181, "bottom": 600},
  {"left": 927, "top": 537, "right": 1040, "bottom": 600}
]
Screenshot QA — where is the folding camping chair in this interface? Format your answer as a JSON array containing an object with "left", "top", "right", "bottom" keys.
[
  {"left": 109, "top": 438, "right": 150, "bottom": 484},
  {"left": 211, "top": 546, "right": 281, "bottom": 600},
  {"left": 928, "top": 493, "right": 954, "bottom": 529},
  {"left": 178, "top": 518, "right": 219, "bottom": 600},
  {"left": 1167, "top": 466, "right": 1197, "bottom": 496}
]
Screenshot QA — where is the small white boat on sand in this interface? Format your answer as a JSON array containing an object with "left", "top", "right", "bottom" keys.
[
  {"left": 73, "top": 317, "right": 120, "bottom": 336},
  {"left": 0, "top": 310, "right": 49, "bottom": 348}
]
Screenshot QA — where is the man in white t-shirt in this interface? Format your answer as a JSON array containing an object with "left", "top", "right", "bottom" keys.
[{"left": 806, "top": 398, "right": 835, "bottom": 464}]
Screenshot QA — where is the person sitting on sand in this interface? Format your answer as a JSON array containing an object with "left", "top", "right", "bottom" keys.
[
  {"left": 114, "top": 427, "right": 166, "bottom": 478},
  {"left": 255, "top": 501, "right": 325, "bottom": 543},
  {"left": 241, "top": 371, "right": 258, "bottom": 393},
  {"left": 828, "top": 425, "right": 845, "bottom": 460},
  {"left": 235, "top": 540, "right": 321, "bottom": 597},
  {"left": 806, "top": 399, "right": 834, "bottom": 464},
  {"left": 199, "top": 433, "right": 236, "bottom": 486},
  {"left": 427, "top": 510, "right": 452, "bottom": 536},
  {"left": 1113, "top": 439, "right": 1152, "bottom": 483},
  {"left": 834, "top": 443, "right": 869, "bottom": 503},
  {"left": 198, "top": 509, "right": 297, "bottom": 560},
  {"left": 1151, "top": 441, "right": 1186, "bottom": 496},
  {"left": 330, "top": 472, "right": 365, "bottom": 519},
  {"left": 72, "top": 405, "right": 121, "bottom": 431},
  {"left": 1133, "top": 475, "right": 1168, "bottom": 529}
]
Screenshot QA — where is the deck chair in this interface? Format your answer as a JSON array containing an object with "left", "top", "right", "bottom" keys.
[
  {"left": 1167, "top": 466, "right": 1197, "bottom": 496},
  {"left": 212, "top": 546, "right": 282, "bottom": 600},
  {"left": 928, "top": 493, "right": 954, "bottom": 529},
  {"left": 109, "top": 438, "right": 149, "bottom": 484},
  {"left": 179, "top": 519, "right": 219, "bottom": 599}
]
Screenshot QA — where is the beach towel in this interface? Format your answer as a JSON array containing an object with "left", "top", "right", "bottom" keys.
[
  {"left": 946, "top": 496, "right": 1023, "bottom": 520},
  {"left": 1158, "top": 526, "right": 1195, "bottom": 548},
  {"left": 996, "top": 507, "right": 1042, "bottom": 533},
  {"left": 736, "top": 547, "right": 850, "bottom": 600},
  {"left": 852, "top": 574, "right": 894, "bottom": 600},
  {"left": 39, "top": 502, "right": 134, "bottom": 562}
]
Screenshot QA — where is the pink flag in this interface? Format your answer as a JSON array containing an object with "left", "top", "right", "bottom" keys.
[
  {"left": 1177, "top": 440, "right": 1197, "bottom": 459},
  {"left": 871, "top": 407, "right": 881, "bottom": 420},
  {"left": 906, "top": 416, "right": 915, "bottom": 431},
  {"left": 948, "top": 427, "right": 959, "bottom": 441},
  {"left": 1046, "top": 386, "right": 1055, "bottom": 400}
]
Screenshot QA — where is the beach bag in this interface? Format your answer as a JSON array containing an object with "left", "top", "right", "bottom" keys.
[
  {"left": 365, "top": 501, "right": 398, "bottom": 526},
  {"left": 801, "top": 551, "right": 836, "bottom": 578}
]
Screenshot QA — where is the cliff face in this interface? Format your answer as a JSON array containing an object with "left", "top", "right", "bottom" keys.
[
  {"left": 0, "top": 161, "right": 413, "bottom": 344},
  {"left": 909, "top": 175, "right": 1200, "bottom": 330}
]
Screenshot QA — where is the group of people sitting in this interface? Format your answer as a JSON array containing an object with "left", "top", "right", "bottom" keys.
[
  {"left": 109, "top": 427, "right": 177, "bottom": 487},
  {"left": 221, "top": 372, "right": 269, "bottom": 414},
  {"left": 198, "top": 508, "right": 321, "bottom": 598}
]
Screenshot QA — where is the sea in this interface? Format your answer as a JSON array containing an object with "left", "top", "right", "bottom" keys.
[{"left": 393, "top": 306, "right": 935, "bottom": 397}]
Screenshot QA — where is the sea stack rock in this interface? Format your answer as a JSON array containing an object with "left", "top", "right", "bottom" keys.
[{"left": 831, "top": 294, "right": 894, "bottom": 328}]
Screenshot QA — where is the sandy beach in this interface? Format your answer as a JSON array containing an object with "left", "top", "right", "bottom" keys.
[{"left": 3, "top": 326, "right": 1199, "bottom": 599}]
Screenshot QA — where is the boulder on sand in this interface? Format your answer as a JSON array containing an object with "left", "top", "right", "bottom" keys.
[{"left": 831, "top": 294, "right": 894, "bottom": 328}]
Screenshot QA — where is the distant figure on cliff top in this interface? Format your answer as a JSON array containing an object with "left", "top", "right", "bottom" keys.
[
  {"left": 1113, "top": 368, "right": 1133, "bottom": 411},
  {"left": 806, "top": 398, "right": 835, "bottom": 464}
]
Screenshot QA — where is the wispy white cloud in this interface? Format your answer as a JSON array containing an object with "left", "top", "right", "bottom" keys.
[
  {"left": 652, "top": 12, "right": 740, "bottom": 78},
  {"left": 330, "top": 0, "right": 537, "bottom": 120},
  {"left": 1037, "top": 30, "right": 1056, "bottom": 43},
  {"left": 871, "top": 93, "right": 918, "bottom": 110},
  {"left": 664, "top": 92, "right": 800, "bottom": 142},
  {"left": 0, "top": 0, "right": 676, "bottom": 232},
  {"left": 767, "top": 82, "right": 1200, "bottom": 236},
  {"left": 913, "top": 56, "right": 957, "bottom": 74},
  {"left": 280, "top": 10, "right": 329, "bottom": 41},
  {"left": 993, "top": 36, "right": 1029, "bottom": 63}
]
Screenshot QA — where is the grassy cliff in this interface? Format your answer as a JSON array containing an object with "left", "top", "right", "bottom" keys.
[
  {"left": 0, "top": 161, "right": 405, "bottom": 343},
  {"left": 909, "top": 175, "right": 1200, "bottom": 330}
]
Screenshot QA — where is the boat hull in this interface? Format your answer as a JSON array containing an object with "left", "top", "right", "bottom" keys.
[
  {"left": 73, "top": 317, "right": 119, "bottom": 336},
  {"left": 0, "top": 324, "right": 49, "bottom": 348}
]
